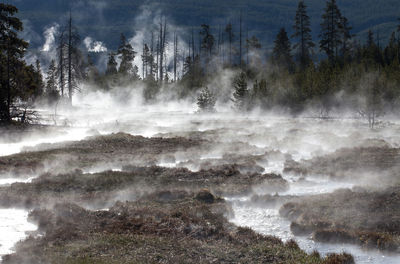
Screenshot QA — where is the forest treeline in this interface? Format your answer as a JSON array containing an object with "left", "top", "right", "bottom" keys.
[{"left": 1, "top": 0, "right": 400, "bottom": 127}]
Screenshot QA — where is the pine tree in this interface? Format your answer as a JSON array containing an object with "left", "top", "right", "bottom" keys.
[
  {"left": 319, "top": 0, "right": 343, "bottom": 63},
  {"left": 200, "top": 24, "right": 215, "bottom": 59},
  {"left": 0, "top": 3, "right": 28, "bottom": 122},
  {"left": 35, "top": 59, "right": 44, "bottom": 96},
  {"left": 246, "top": 36, "right": 262, "bottom": 51},
  {"left": 364, "top": 30, "right": 382, "bottom": 65},
  {"left": 45, "top": 60, "right": 59, "bottom": 104},
  {"left": 246, "top": 36, "right": 262, "bottom": 65},
  {"left": 85, "top": 54, "right": 100, "bottom": 84},
  {"left": 292, "top": 0, "right": 314, "bottom": 68},
  {"left": 339, "top": 16, "right": 352, "bottom": 60},
  {"left": 118, "top": 33, "right": 136, "bottom": 77},
  {"left": 197, "top": 87, "right": 216, "bottom": 112},
  {"left": 398, "top": 17, "right": 400, "bottom": 33},
  {"left": 272, "top": 28, "right": 293, "bottom": 72},
  {"left": 232, "top": 71, "right": 249, "bottom": 110},
  {"left": 106, "top": 53, "right": 118, "bottom": 76},
  {"left": 384, "top": 32, "right": 397, "bottom": 65},
  {"left": 367, "top": 30, "right": 375, "bottom": 48}
]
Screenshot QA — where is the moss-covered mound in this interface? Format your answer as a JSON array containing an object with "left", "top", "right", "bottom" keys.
[
  {"left": 0, "top": 165, "right": 288, "bottom": 209},
  {"left": 284, "top": 146, "right": 400, "bottom": 182},
  {"left": 3, "top": 191, "right": 349, "bottom": 264},
  {"left": 280, "top": 187, "right": 400, "bottom": 252}
]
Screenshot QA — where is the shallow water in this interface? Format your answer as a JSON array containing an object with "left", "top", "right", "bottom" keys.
[
  {"left": 0, "top": 177, "right": 35, "bottom": 185},
  {"left": 0, "top": 104, "right": 400, "bottom": 263},
  {"left": 230, "top": 201, "right": 400, "bottom": 264},
  {"left": 0, "top": 209, "right": 37, "bottom": 260},
  {"left": 0, "top": 127, "right": 91, "bottom": 157}
]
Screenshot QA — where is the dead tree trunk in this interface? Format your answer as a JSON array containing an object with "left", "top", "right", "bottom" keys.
[{"left": 67, "top": 12, "right": 73, "bottom": 104}]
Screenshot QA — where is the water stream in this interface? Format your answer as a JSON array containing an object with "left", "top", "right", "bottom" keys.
[{"left": 229, "top": 170, "right": 400, "bottom": 264}]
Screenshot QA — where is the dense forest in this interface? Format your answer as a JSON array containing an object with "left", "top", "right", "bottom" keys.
[
  {"left": 1, "top": 0, "right": 400, "bottom": 128},
  {"left": 16, "top": 0, "right": 400, "bottom": 48}
]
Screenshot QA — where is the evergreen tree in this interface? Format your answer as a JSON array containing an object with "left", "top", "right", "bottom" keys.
[
  {"left": 132, "top": 65, "right": 140, "bottom": 80},
  {"left": 0, "top": 3, "right": 29, "bottom": 122},
  {"left": 292, "top": 0, "right": 314, "bottom": 68},
  {"left": 319, "top": 0, "right": 343, "bottom": 63},
  {"left": 384, "top": 32, "right": 397, "bottom": 65},
  {"left": 398, "top": 17, "right": 400, "bottom": 33},
  {"left": 45, "top": 60, "right": 59, "bottom": 104},
  {"left": 232, "top": 71, "right": 249, "bottom": 110},
  {"left": 252, "top": 79, "right": 270, "bottom": 109},
  {"left": 118, "top": 33, "right": 136, "bottom": 76},
  {"left": 106, "top": 53, "right": 118, "bottom": 76},
  {"left": 85, "top": 54, "right": 100, "bottom": 84},
  {"left": 246, "top": 36, "right": 262, "bottom": 66},
  {"left": 339, "top": 16, "right": 353, "bottom": 61},
  {"left": 35, "top": 59, "right": 44, "bottom": 96},
  {"left": 364, "top": 30, "right": 382, "bottom": 65},
  {"left": 197, "top": 87, "right": 216, "bottom": 112},
  {"left": 367, "top": 30, "right": 375, "bottom": 48},
  {"left": 272, "top": 28, "right": 294, "bottom": 72},
  {"left": 200, "top": 24, "right": 215, "bottom": 59}
]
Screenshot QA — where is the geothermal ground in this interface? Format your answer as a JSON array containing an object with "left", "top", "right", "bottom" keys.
[{"left": 0, "top": 101, "right": 400, "bottom": 263}]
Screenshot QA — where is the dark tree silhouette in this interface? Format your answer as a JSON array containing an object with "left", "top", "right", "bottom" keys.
[
  {"left": 319, "top": 0, "right": 343, "bottom": 63},
  {"left": 272, "top": 28, "right": 294, "bottom": 72},
  {"left": 0, "top": 3, "right": 28, "bottom": 122},
  {"left": 292, "top": 0, "right": 314, "bottom": 68}
]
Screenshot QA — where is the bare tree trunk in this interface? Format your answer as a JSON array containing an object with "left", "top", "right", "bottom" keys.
[
  {"left": 142, "top": 41, "right": 145, "bottom": 79},
  {"left": 182, "top": 50, "right": 185, "bottom": 78},
  {"left": 174, "top": 32, "right": 178, "bottom": 82},
  {"left": 246, "top": 26, "right": 249, "bottom": 66},
  {"left": 156, "top": 36, "right": 160, "bottom": 82},
  {"left": 239, "top": 11, "right": 242, "bottom": 68},
  {"left": 159, "top": 18, "right": 167, "bottom": 83},
  {"left": 150, "top": 32, "right": 154, "bottom": 79},
  {"left": 68, "top": 12, "right": 73, "bottom": 104},
  {"left": 6, "top": 37, "right": 11, "bottom": 122},
  {"left": 59, "top": 33, "right": 65, "bottom": 98},
  {"left": 191, "top": 28, "right": 195, "bottom": 61}
]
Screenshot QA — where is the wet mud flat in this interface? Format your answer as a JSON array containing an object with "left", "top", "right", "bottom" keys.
[
  {"left": 279, "top": 187, "right": 400, "bottom": 252},
  {"left": 280, "top": 145, "right": 400, "bottom": 253},
  {"left": 3, "top": 191, "right": 351, "bottom": 264},
  {"left": 1, "top": 123, "right": 400, "bottom": 263},
  {"left": 0, "top": 132, "right": 356, "bottom": 263}
]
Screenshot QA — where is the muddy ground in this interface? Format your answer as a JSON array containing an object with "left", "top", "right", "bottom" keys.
[
  {"left": 0, "top": 165, "right": 288, "bottom": 209},
  {"left": 0, "top": 132, "right": 359, "bottom": 263},
  {"left": 280, "top": 144, "right": 400, "bottom": 253},
  {"left": 3, "top": 191, "right": 352, "bottom": 264},
  {"left": 284, "top": 146, "right": 400, "bottom": 185},
  {"left": 279, "top": 187, "right": 400, "bottom": 252}
]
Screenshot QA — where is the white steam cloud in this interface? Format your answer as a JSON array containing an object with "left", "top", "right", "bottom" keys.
[
  {"left": 84, "top": 37, "right": 108, "bottom": 53},
  {"left": 41, "top": 24, "right": 59, "bottom": 52},
  {"left": 128, "top": 4, "right": 189, "bottom": 79}
]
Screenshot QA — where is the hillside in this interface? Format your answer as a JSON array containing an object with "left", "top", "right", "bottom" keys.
[{"left": 14, "top": 0, "right": 400, "bottom": 51}]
